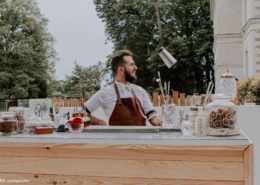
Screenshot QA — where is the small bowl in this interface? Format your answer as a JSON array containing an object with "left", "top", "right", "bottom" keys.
[{"left": 68, "top": 123, "right": 84, "bottom": 133}]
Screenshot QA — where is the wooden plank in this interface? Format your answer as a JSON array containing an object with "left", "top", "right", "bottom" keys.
[
  {"left": 173, "top": 91, "right": 178, "bottom": 105},
  {"left": 64, "top": 98, "right": 68, "bottom": 107},
  {"left": 180, "top": 93, "right": 185, "bottom": 106},
  {"left": 0, "top": 142, "right": 248, "bottom": 151},
  {"left": 244, "top": 143, "right": 254, "bottom": 185},
  {"left": 0, "top": 156, "right": 244, "bottom": 180},
  {"left": 0, "top": 173, "right": 244, "bottom": 185},
  {"left": 153, "top": 92, "right": 158, "bottom": 106},
  {"left": 168, "top": 95, "right": 172, "bottom": 104},
  {"left": 70, "top": 98, "right": 73, "bottom": 107},
  {"left": 74, "top": 98, "right": 77, "bottom": 108},
  {"left": 160, "top": 94, "right": 164, "bottom": 106},
  {"left": 80, "top": 98, "right": 83, "bottom": 106},
  {"left": 186, "top": 95, "right": 192, "bottom": 106},
  {"left": 0, "top": 147, "right": 244, "bottom": 162}
]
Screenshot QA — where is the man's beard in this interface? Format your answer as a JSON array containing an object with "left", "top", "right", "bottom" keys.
[{"left": 124, "top": 69, "right": 136, "bottom": 82}]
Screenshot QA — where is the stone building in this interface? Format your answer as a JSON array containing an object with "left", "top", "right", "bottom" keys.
[{"left": 210, "top": 0, "right": 260, "bottom": 90}]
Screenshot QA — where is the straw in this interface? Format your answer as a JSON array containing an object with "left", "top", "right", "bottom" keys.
[
  {"left": 203, "top": 82, "right": 212, "bottom": 108},
  {"left": 207, "top": 84, "right": 214, "bottom": 105}
]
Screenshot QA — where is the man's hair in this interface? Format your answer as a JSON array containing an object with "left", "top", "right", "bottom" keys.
[{"left": 110, "top": 50, "right": 132, "bottom": 75}]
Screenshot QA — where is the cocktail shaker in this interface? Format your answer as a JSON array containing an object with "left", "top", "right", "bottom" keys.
[{"left": 158, "top": 47, "right": 177, "bottom": 68}]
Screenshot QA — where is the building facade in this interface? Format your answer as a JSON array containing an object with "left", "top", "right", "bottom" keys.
[{"left": 210, "top": 0, "right": 260, "bottom": 90}]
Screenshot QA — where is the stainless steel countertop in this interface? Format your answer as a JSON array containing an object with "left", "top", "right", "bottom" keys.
[{"left": 0, "top": 130, "right": 249, "bottom": 145}]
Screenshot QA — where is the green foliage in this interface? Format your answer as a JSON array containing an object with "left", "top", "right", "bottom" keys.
[
  {"left": 0, "top": 0, "right": 58, "bottom": 99},
  {"left": 64, "top": 61, "right": 108, "bottom": 98},
  {"left": 237, "top": 75, "right": 260, "bottom": 105},
  {"left": 47, "top": 79, "right": 65, "bottom": 96},
  {"left": 94, "top": 0, "right": 214, "bottom": 94}
]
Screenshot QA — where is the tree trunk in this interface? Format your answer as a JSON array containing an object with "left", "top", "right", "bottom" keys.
[{"left": 154, "top": 0, "right": 164, "bottom": 46}]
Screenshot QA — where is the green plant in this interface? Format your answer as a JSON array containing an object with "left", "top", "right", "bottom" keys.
[{"left": 237, "top": 75, "right": 260, "bottom": 105}]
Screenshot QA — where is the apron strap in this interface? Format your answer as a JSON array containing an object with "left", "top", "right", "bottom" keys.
[
  {"left": 113, "top": 83, "right": 121, "bottom": 105},
  {"left": 131, "top": 86, "right": 147, "bottom": 119}
]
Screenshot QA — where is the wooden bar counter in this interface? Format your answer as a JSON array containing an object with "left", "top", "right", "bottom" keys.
[{"left": 0, "top": 130, "right": 254, "bottom": 185}]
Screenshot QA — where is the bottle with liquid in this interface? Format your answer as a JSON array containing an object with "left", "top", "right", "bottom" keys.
[
  {"left": 195, "top": 107, "right": 207, "bottom": 136},
  {"left": 181, "top": 115, "right": 192, "bottom": 136}
]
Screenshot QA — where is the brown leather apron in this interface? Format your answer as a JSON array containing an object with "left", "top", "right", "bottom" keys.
[{"left": 109, "top": 83, "right": 146, "bottom": 126}]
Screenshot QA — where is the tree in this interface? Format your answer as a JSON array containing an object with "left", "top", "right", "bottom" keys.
[
  {"left": 0, "top": 0, "right": 58, "bottom": 99},
  {"left": 47, "top": 79, "right": 65, "bottom": 96},
  {"left": 94, "top": 0, "right": 214, "bottom": 94},
  {"left": 64, "top": 61, "right": 107, "bottom": 98}
]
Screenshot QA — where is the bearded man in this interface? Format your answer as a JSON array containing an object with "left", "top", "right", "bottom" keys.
[{"left": 84, "top": 50, "right": 162, "bottom": 126}]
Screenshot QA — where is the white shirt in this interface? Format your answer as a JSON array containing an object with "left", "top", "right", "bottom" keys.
[{"left": 84, "top": 81, "right": 159, "bottom": 121}]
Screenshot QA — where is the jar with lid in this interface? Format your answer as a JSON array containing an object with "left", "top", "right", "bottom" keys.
[
  {"left": 188, "top": 107, "right": 198, "bottom": 135},
  {"left": 206, "top": 93, "right": 237, "bottom": 130},
  {"left": 1, "top": 112, "right": 15, "bottom": 120},
  {"left": 218, "top": 68, "right": 237, "bottom": 100},
  {"left": 0, "top": 119, "right": 18, "bottom": 135},
  {"left": 9, "top": 107, "right": 25, "bottom": 133}
]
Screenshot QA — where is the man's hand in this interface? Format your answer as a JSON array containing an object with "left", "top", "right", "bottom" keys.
[
  {"left": 89, "top": 116, "right": 106, "bottom": 126},
  {"left": 149, "top": 116, "right": 162, "bottom": 126}
]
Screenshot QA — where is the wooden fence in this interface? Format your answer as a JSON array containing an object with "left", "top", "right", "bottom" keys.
[
  {"left": 62, "top": 92, "right": 202, "bottom": 107},
  {"left": 151, "top": 92, "right": 201, "bottom": 106},
  {"left": 62, "top": 98, "right": 89, "bottom": 107}
]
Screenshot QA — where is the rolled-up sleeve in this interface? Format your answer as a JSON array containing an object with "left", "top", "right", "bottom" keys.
[
  {"left": 84, "top": 88, "right": 106, "bottom": 113},
  {"left": 142, "top": 88, "right": 159, "bottom": 120}
]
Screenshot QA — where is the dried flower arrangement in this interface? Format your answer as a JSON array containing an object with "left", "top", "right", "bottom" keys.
[{"left": 237, "top": 75, "right": 260, "bottom": 105}]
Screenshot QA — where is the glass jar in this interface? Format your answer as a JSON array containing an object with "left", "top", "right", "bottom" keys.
[
  {"left": 0, "top": 119, "right": 18, "bottom": 135},
  {"left": 206, "top": 93, "right": 237, "bottom": 129},
  {"left": 41, "top": 116, "right": 54, "bottom": 127},
  {"left": 218, "top": 68, "right": 237, "bottom": 99},
  {"left": 68, "top": 122, "right": 84, "bottom": 133},
  {"left": 26, "top": 117, "right": 42, "bottom": 134},
  {"left": 1, "top": 112, "right": 15, "bottom": 120},
  {"left": 162, "top": 104, "right": 178, "bottom": 128},
  {"left": 188, "top": 107, "right": 198, "bottom": 135},
  {"left": 9, "top": 107, "right": 25, "bottom": 133}
]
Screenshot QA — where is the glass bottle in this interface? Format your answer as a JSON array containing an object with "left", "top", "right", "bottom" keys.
[
  {"left": 181, "top": 115, "right": 192, "bottom": 136},
  {"left": 195, "top": 107, "right": 207, "bottom": 136},
  {"left": 59, "top": 113, "right": 68, "bottom": 125},
  {"left": 188, "top": 107, "right": 198, "bottom": 135}
]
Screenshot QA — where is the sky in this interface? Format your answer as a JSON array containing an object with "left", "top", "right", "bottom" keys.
[{"left": 37, "top": 0, "right": 114, "bottom": 80}]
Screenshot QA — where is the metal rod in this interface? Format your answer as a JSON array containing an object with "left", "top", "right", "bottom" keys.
[{"left": 158, "top": 71, "right": 166, "bottom": 105}]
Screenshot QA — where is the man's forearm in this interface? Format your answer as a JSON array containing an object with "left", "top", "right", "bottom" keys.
[{"left": 89, "top": 115, "right": 106, "bottom": 126}]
